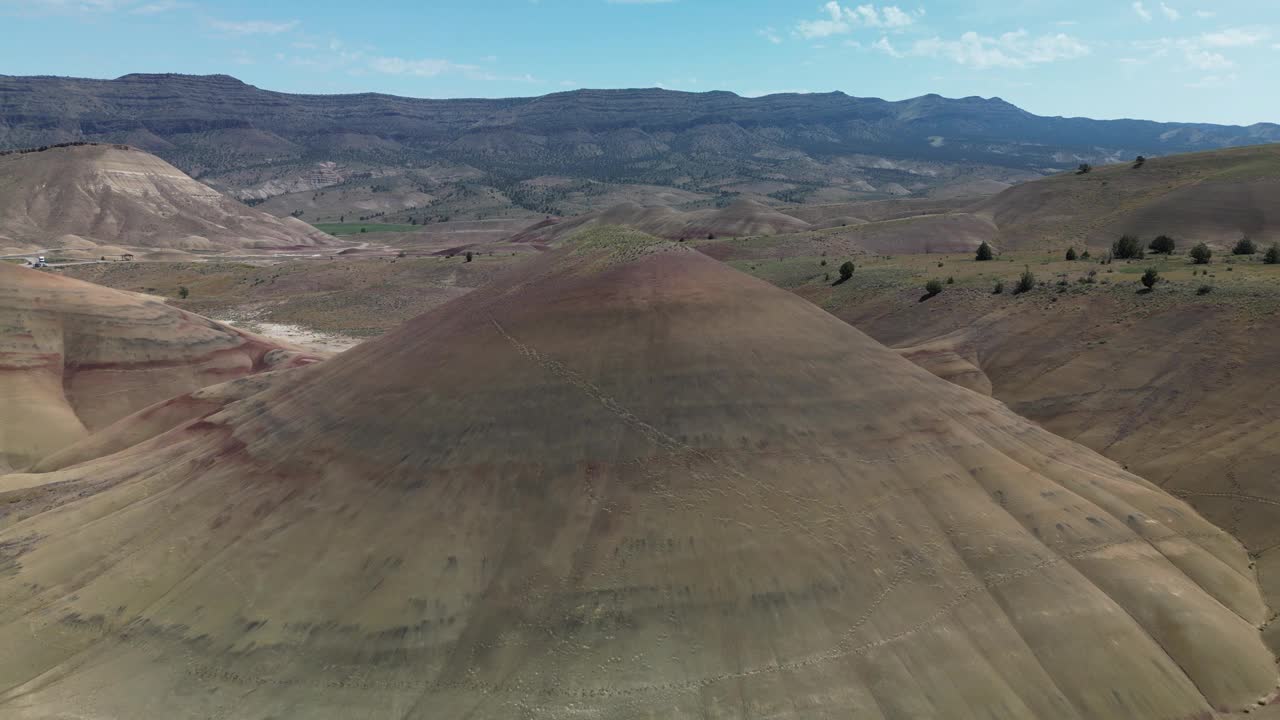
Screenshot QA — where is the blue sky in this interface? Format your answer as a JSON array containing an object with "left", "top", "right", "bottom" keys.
[{"left": 1, "top": 0, "right": 1277, "bottom": 125}]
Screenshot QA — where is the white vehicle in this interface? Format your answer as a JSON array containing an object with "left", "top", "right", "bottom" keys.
[{"left": 34, "top": 255, "right": 47, "bottom": 268}]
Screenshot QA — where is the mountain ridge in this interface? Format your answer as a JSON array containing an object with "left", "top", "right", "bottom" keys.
[{"left": 3, "top": 73, "right": 1277, "bottom": 211}]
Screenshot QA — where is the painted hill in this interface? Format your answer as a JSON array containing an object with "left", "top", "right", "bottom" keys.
[
  {"left": 0, "top": 263, "right": 320, "bottom": 470},
  {"left": 513, "top": 198, "right": 811, "bottom": 243},
  {"left": 0, "top": 143, "right": 333, "bottom": 254},
  {"left": 971, "top": 143, "right": 1280, "bottom": 251},
  {"left": 0, "top": 228, "right": 1274, "bottom": 718}
]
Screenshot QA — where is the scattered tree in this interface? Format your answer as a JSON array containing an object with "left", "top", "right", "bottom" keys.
[
  {"left": 1077, "top": 163, "right": 1093, "bottom": 175},
  {"left": 820, "top": 259, "right": 827, "bottom": 266},
  {"left": 1148, "top": 235, "right": 1176, "bottom": 255},
  {"left": 924, "top": 278, "right": 944, "bottom": 297},
  {"left": 465, "top": 251, "right": 474, "bottom": 262},
  {"left": 1265, "top": 244, "right": 1280, "bottom": 265},
  {"left": 707, "top": 232, "right": 715, "bottom": 240},
  {"left": 396, "top": 250, "right": 406, "bottom": 258},
  {"left": 1197, "top": 284, "right": 1213, "bottom": 295},
  {"left": 1190, "top": 242, "right": 1213, "bottom": 264},
  {"left": 1081, "top": 249, "right": 1091, "bottom": 260},
  {"left": 1133, "top": 155, "right": 1146, "bottom": 168},
  {"left": 1065, "top": 247, "right": 1078, "bottom": 261},
  {"left": 946, "top": 276, "right": 955, "bottom": 284},
  {"left": 178, "top": 286, "right": 189, "bottom": 299},
  {"left": 838, "top": 260, "right": 855, "bottom": 282},
  {"left": 975, "top": 241, "right": 994, "bottom": 261},
  {"left": 1015, "top": 266, "right": 1037, "bottom": 294},
  {"left": 993, "top": 280, "right": 1005, "bottom": 294},
  {"left": 1233, "top": 236, "right": 1258, "bottom": 255},
  {"left": 1140, "top": 267, "right": 1159, "bottom": 290},
  {"left": 1112, "top": 235, "right": 1144, "bottom": 259}
]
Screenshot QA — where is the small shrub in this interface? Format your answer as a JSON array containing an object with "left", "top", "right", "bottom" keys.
[
  {"left": 924, "top": 279, "right": 944, "bottom": 297},
  {"left": 465, "top": 251, "right": 473, "bottom": 262},
  {"left": 937, "top": 261, "right": 944, "bottom": 267},
  {"left": 975, "top": 241, "right": 994, "bottom": 261},
  {"left": 1112, "top": 235, "right": 1143, "bottom": 259},
  {"left": 1133, "top": 155, "right": 1146, "bottom": 168},
  {"left": 178, "top": 286, "right": 189, "bottom": 299},
  {"left": 1148, "top": 235, "right": 1176, "bottom": 255},
  {"left": 1015, "top": 266, "right": 1036, "bottom": 294},
  {"left": 1081, "top": 249, "right": 1091, "bottom": 260},
  {"left": 1265, "top": 244, "right": 1280, "bottom": 265},
  {"left": 993, "top": 280, "right": 1004, "bottom": 294},
  {"left": 1141, "top": 267, "right": 1159, "bottom": 289},
  {"left": 946, "top": 276, "right": 955, "bottom": 284},
  {"left": 1233, "top": 236, "right": 1257, "bottom": 255},
  {"left": 1197, "top": 284, "right": 1213, "bottom": 295},
  {"left": 1065, "top": 247, "right": 1078, "bottom": 261},
  {"left": 397, "top": 250, "right": 406, "bottom": 258},
  {"left": 1190, "top": 243, "right": 1212, "bottom": 264},
  {"left": 820, "top": 259, "right": 827, "bottom": 266},
  {"left": 1077, "top": 163, "right": 1092, "bottom": 174},
  {"left": 838, "top": 261, "right": 855, "bottom": 282}
]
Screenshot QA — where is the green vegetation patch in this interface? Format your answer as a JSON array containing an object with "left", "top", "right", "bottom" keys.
[{"left": 313, "top": 222, "right": 424, "bottom": 236}]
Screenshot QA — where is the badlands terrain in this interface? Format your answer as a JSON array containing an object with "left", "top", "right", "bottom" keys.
[
  {"left": 3, "top": 78, "right": 1280, "bottom": 719},
  {"left": 3, "top": 230, "right": 1279, "bottom": 719}
]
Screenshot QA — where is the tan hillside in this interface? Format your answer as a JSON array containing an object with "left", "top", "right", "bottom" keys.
[
  {"left": 971, "top": 143, "right": 1280, "bottom": 251},
  {"left": 0, "top": 228, "right": 1274, "bottom": 718},
  {"left": 0, "top": 263, "right": 320, "bottom": 470},
  {"left": 0, "top": 144, "right": 334, "bottom": 254}
]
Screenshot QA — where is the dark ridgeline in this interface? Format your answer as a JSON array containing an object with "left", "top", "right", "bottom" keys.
[{"left": 1, "top": 73, "right": 1277, "bottom": 185}]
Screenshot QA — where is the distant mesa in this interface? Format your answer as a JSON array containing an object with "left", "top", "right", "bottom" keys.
[{"left": 0, "top": 228, "right": 1273, "bottom": 718}]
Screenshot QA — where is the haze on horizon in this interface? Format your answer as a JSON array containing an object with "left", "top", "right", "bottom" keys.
[{"left": 1, "top": 0, "right": 1278, "bottom": 126}]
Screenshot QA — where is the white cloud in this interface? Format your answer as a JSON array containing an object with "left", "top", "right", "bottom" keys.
[
  {"left": 1056, "top": 20, "right": 1078, "bottom": 26},
  {"left": 1194, "top": 10, "right": 1215, "bottom": 18},
  {"left": 1184, "top": 49, "right": 1231, "bottom": 69},
  {"left": 795, "top": 2, "right": 922, "bottom": 39},
  {"left": 908, "top": 30, "right": 1090, "bottom": 69},
  {"left": 1133, "top": 28, "right": 1268, "bottom": 71},
  {"left": 130, "top": 0, "right": 187, "bottom": 14},
  {"left": 758, "top": 26, "right": 782, "bottom": 44},
  {"left": 1159, "top": 2, "right": 1180, "bottom": 20},
  {"left": 1133, "top": 1, "right": 1152, "bottom": 22},
  {"left": 872, "top": 35, "right": 902, "bottom": 58},
  {"left": 207, "top": 18, "right": 300, "bottom": 35},
  {"left": 369, "top": 57, "right": 478, "bottom": 77},
  {"left": 1186, "top": 73, "right": 1237, "bottom": 88},
  {"left": 1200, "top": 27, "right": 1269, "bottom": 47}
]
